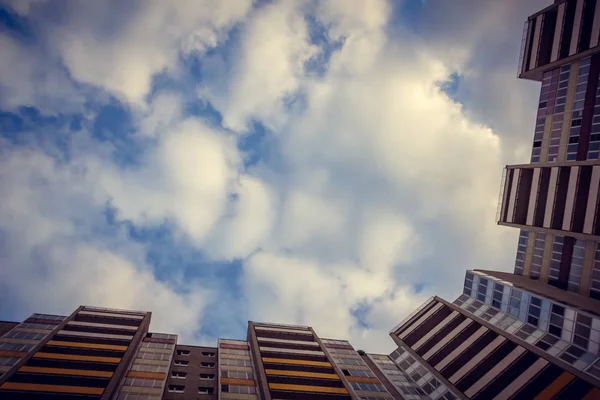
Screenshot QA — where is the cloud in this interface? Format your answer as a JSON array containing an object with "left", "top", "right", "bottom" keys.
[
  {"left": 201, "top": 0, "right": 319, "bottom": 131},
  {"left": 0, "top": 144, "right": 210, "bottom": 343},
  {"left": 0, "top": 0, "right": 543, "bottom": 352},
  {"left": 6, "top": 0, "right": 253, "bottom": 104}
]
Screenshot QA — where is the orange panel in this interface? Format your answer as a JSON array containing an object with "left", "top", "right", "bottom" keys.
[
  {"left": 33, "top": 352, "right": 120, "bottom": 364},
  {"left": 19, "top": 366, "right": 113, "bottom": 378},
  {"left": 220, "top": 377, "right": 256, "bottom": 386},
  {"left": 533, "top": 371, "right": 574, "bottom": 400},
  {"left": 346, "top": 376, "right": 380, "bottom": 384},
  {"left": 0, "top": 382, "right": 104, "bottom": 395},
  {"left": 265, "top": 369, "right": 339, "bottom": 380},
  {"left": 0, "top": 350, "right": 27, "bottom": 358},
  {"left": 582, "top": 387, "right": 600, "bottom": 400},
  {"left": 46, "top": 340, "right": 127, "bottom": 351},
  {"left": 127, "top": 370, "right": 167, "bottom": 380},
  {"left": 262, "top": 357, "right": 331, "bottom": 367},
  {"left": 269, "top": 383, "right": 348, "bottom": 394}
]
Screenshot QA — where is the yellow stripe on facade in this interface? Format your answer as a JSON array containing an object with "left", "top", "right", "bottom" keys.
[
  {"left": 33, "top": 352, "right": 121, "bottom": 363},
  {"left": 18, "top": 366, "right": 113, "bottom": 378},
  {"left": 268, "top": 383, "right": 348, "bottom": 394},
  {"left": 265, "top": 369, "right": 339, "bottom": 380},
  {"left": 0, "top": 382, "right": 104, "bottom": 395},
  {"left": 46, "top": 340, "right": 127, "bottom": 351},
  {"left": 262, "top": 357, "right": 331, "bottom": 367}
]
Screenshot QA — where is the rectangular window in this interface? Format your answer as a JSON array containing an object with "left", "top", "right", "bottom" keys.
[
  {"left": 549, "top": 235, "right": 564, "bottom": 284},
  {"left": 198, "top": 386, "right": 214, "bottom": 394},
  {"left": 174, "top": 360, "right": 189, "bottom": 366},
  {"left": 202, "top": 351, "right": 216, "bottom": 357},
  {"left": 171, "top": 371, "right": 187, "bottom": 379},
  {"left": 514, "top": 230, "right": 528, "bottom": 274},
  {"left": 168, "top": 385, "right": 185, "bottom": 393},
  {"left": 176, "top": 349, "right": 190, "bottom": 356},
  {"left": 568, "top": 239, "right": 585, "bottom": 293},
  {"left": 591, "top": 244, "right": 600, "bottom": 300},
  {"left": 530, "top": 233, "right": 546, "bottom": 279},
  {"left": 200, "top": 362, "right": 215, "bottom": 368},
  {"left": 200, "top": 374, "right": 215, "bottom": 380}
]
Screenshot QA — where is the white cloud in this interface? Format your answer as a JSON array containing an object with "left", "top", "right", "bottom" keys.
[
  {"left": 201, "top": 0, "right": 319, "bottom": 131},
  {"left": 93, "top": 118, "right": 239, "bottom": 243},
  {"left": 0, "top": 145, "right": 210, "bottom": 343},
  {"left": 11, "top": 0, "right": 253, "bottom": 104},
  {"left": 0, "top": 0, "right": 544, "bottom": 352},
  {"left": 0, "top": 34, "right": 86, "bottom": 112}
]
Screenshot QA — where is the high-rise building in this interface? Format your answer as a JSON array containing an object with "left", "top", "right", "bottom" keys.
[
  {"left": 389, "top": 291, "right": 600, "bottom": 399},
  {"left": 0, "top": 306, "right": 422, "bottom": 400},
  {"left": 498, "top": 0, "right": 600, "bottom": 299}
]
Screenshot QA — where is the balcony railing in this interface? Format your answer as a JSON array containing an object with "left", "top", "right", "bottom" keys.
[
  {"left": 518, "top": 19, "right": 530, "bottom": 76},
  {"left": 496, "top": 167, "right": 508, "bottom": 223},
  {"left": 389, "top": 297, "right": 435, "bottom": 335}
]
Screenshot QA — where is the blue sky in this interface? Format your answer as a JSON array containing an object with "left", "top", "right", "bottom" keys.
[{"left": 0, "top": 0, "right": 548, "bottom": 351}]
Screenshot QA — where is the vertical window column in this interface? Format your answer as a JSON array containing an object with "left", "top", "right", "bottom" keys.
[
  {"left": 514, "top": 230, "right": 529, "bottom": 275},
  {"left": 586, "top": 65, "right": 600, "bottom": 159},
  {"left": 567, "top": 58, "right": 590, "bottom": 160},
  {"left": 529, "top": 233, "right": 546, "bottom": 279},
  {"left": 567, "top": 239, "right": 585, "bottom": 293},
  {"left": 549, "top": 235, "right": 564, "bottom": 286},
  {"left": 590, "top": 244, "right": 600, "bottom": 300}
]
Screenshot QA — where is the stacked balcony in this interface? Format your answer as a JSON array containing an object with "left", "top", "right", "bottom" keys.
[
  {"left": 0, "top": 306, "right": 148, "bottom": 399},
  {"left": 252, "top": 323, "right": 350, "bottom": 399}
]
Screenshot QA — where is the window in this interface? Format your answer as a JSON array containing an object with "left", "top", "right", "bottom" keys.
[
  {"left": 200, "top": 362, "right": 215, "bottom": 368},
  {"left": 168, "top": 385, "right": 185, "bottom": 393},
  {"left": 548, "top": 304, "right": 565, "bottom": 338},
  {"left": 123, "top": 377, "right": 163, "bottom": 388},
  {"left": 568, "top": 240, "right": 585, "bottom": 293},
  {"left": 198, "top": 386, "right": 214, "bottom": 394},
  {"left": 492, "top": 282, "right": 504, "bottom": 309},
  {"left": 573, "top": 313, "right": 592, "bottom": 350},
  {"left": 171, "top": 371, "right": 187, "bottom": 379},
  {"left": 515, "top": 230, "right": 528, "bottom": 274},
  {"left": 221, "top": 384, "right": 256, "bottom": 394},
  {"left": 464, "top": 272, "right": 474, "bottom": 296},
  {"left": 421, "top": 377, "right": 440, "bottom": 394},
  {"left": 530, "top": 233, "right": 546, "bottom": 279},
  {"left": 527, "top": 296, "right": 542, "bottom": 327},
  {"left": 508, "top": 289, "right": 522, "bottom": 318},
  {"left": 591, "top": 244, "right": 600, "bottom": 300},
  {"left": 200, "top": 374, "right": 215, "bottom": 380},
  {"left": 202, "top": 351, "right": 215, "bottom": 357},
  {"left": 177, "top": 349, "right": 190, "bottom": 356},
  {"left": 174, "top": 360, "right": 189, "bottom": 366},
  {"left": 477, "top": 278, "right": 488, "bottom": 302},
  {"left": 549, "top": 236, "right": 564, "bottom": 284},
  {"left": 351, "top": 382, "right": 386, "bottom": 392},
  {"left": 222, "top": 371, "right": 252, "bottom": 379}
]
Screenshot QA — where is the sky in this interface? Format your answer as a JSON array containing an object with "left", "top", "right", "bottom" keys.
[{"left": 0, "top": 0, "right": 550, "bottom": 352}]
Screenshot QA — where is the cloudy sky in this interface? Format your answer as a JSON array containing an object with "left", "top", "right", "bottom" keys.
[{"left": 0, "top": 0, "right": 548, "bottom": 352}]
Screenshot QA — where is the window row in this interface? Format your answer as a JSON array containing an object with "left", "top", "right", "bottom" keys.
[
  {"left": 220, "top": 358, "right": 251, "bottom": 367},
  {"left": 222, "top": 370, "right": 253, "bottom": 380},
  {"left": 222, "top": 384, "right": 256, "bottom": 394},
  {"left": 17, "top": 323, "right": 56, "bottom": 331},
  {"left": 117, "top": 393, "right": 161, "bottom": 400},
  {"left": 141, "top": 341, "right": 174, "bottom": 350},
  {"left": 350, "top": 382, "right": 387, "bottom": 392},
  {"left": 136, "top": 352, "right": 171, "bottom": 361},
  {"left": 3, "top": 331, "right": 46, "bottom": 340},
  {"left": 122, "top": 378, "right": 163, "bottom": 389},
  {"left": 130, "top": 363, "right": 169, "bottom": 373},
  {"left": 219, "top": 348, "right": 248, "bottom": 356},
  {"left": 0, "top": 342, "right": 35, "bottom": 352}
]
